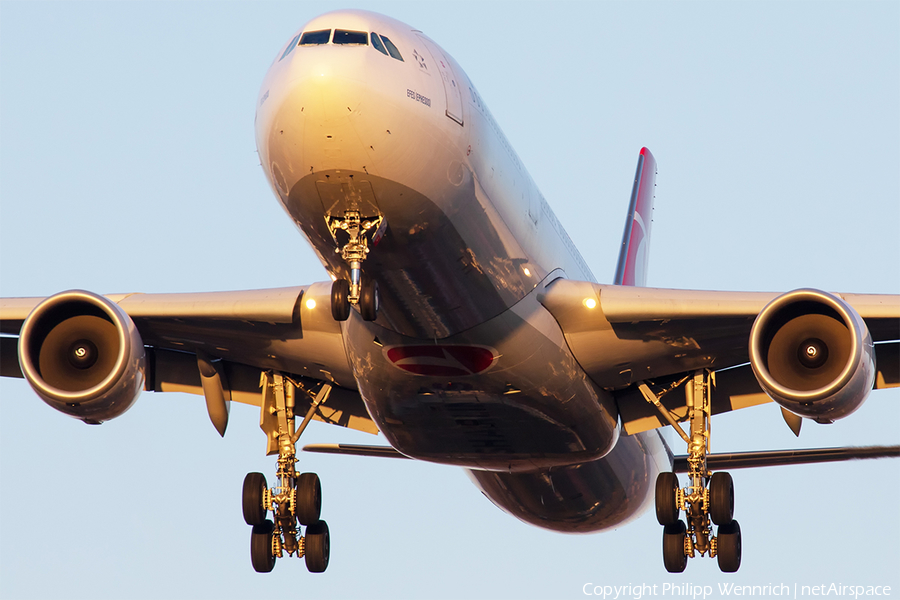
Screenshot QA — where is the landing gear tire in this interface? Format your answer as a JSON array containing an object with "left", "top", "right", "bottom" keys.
[
  {"left": 331, "top": 279, "right": 351, "bottom": 321},
  {"left": 359, "top": 278, "right": 379, "bottom": 321},
  {"left": 305, "top": 520, "right": 330, "bottom": 573},
  {"left": 662, "top": 520, "right": 688, "bottom": 573},
  {"left": 242, "top": 472, "right": 268, "bottom": 526},
  {"left": 717, "top": 520, "right": 742, "bottom": 573},
  {"left": 250, "top": 520, "right": 276, "bottom": 573},
  {"left": 709, "top": 472, "right": 735, "bottom": 525},
  {"left": 294, "top": 472, "right": 322, "bottom": 526},
  {"left": 655, "top": 472, "right": 680, "bottom": 526}
]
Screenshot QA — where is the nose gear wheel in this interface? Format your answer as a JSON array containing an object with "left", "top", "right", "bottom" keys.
[
  {"left": 331, "top": 280, "right": 351, "bottom": 321},
  {"left": 326, "top": 210, "right": 383, "bottom": 322},
  {"left": 242, "top": 372, "right": 334, "bottom": 573},
  {"left": 640, "top": 370, "right": 743, "bottom": 573}
]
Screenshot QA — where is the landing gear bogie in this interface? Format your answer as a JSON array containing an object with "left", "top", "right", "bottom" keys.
[
  {"left": 242, "top": 374, "right": 335, "bottom": 573},
  {"left": 243, "top": 472, "right": 329, "bottom": 574},
  {"left": 644, "top": 370, "right": 743, "bottom": 573}
]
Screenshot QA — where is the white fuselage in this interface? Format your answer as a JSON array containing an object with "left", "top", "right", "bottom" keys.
[{"left": 254, "top": 9, "right": 669, "bottom": 533}]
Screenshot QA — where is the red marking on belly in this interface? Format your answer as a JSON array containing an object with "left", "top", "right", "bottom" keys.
[{"left": 385, "top": 345, "right": 497, "bottom": 376}]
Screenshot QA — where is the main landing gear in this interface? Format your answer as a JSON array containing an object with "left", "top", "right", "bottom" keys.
[
  {"left": 241, "top": 372, "right": 333, "bottom": 573},
  {"left": 640, "top": 370, "right": 742, "bottom": 573},
  {"left": 327, "top": 210, "right": 383, "bottom": 322}
]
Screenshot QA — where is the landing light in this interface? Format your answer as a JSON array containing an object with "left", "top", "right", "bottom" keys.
[
  {"left": 305, "top": 299, "right": 317, "bottom": 310},
  {"left": 523, "top": 267, "right": 531, "bottom": 277},
  {"left": 583, "top": 298, "right": 597, "bottom": 309}
]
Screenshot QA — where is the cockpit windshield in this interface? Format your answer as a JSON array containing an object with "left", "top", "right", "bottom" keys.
[
  {"left": 371, "top": 33, "right": 389, "bottom": 56},
  {"left": 333, "top": 30, "right": 368, "bottom": 45},
  {"left": 279, "top": 33, "right": 302, "bottom": 61},
  {"left": 379, "top": 35, "right": 404, "bottom": 61},
  {"left": 290, "top": 28, "right": 403, "bottom": 63},
  {"left": 299, "top": 30, "right": 331, "bottom": 45}
]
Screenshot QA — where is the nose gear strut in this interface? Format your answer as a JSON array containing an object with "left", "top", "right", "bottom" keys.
[
  {"left": 326, "top": 210, "right": 384, "bottom": 321},
  {"left": 241, "top": 372, "right": 333, "bottom": 573},
  {"left": 640, "top": 369, "right": 742, "bottom": 573}
]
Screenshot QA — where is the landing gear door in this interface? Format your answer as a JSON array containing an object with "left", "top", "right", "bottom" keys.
[
  {"left": 415, "top": 35, "right": 464, "bottom": 126},
  {"left": 316, "top": 177, "right": 380, "bottom": 219}
]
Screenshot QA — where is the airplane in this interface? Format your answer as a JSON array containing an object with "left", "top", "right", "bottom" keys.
[{"left": 1, "top": 7, "right": 898, "bottom": 578}]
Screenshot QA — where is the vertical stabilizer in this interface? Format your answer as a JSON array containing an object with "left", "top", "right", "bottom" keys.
[{"left": 613, "top": 148, "right": 657, "bottom": 286}]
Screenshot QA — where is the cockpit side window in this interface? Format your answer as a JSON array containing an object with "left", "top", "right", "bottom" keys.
[
  {"left": 379, "top": 35, "right": 404, "bottom": 61},
  {"left": 333, "top": 30, "right": 368, "bottom": 45},
  {"left": 279, "top": 33, "right": 302, "bottom": 61},
  {"left": 299, "top": 29, "right": 331, "bottom": 45},
  {"left": 371, "top": 32, "right": 389, "bottom": 56}
]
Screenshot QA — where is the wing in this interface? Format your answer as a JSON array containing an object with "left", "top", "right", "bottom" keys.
[
  {"left": 537, "top": 278, "right": 900, "bottom": 434},
  {"left": 0, "top": 282, "right": 376, "bottom": 435}
]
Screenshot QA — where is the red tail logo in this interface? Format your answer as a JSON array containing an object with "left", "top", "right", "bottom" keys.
[{"left": 615, "top": 147, "right": 656, "bottom": 287}]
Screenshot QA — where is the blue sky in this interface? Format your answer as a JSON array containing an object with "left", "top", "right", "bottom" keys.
[{"left": 1, "top": 2, "right": 897, "bottom": 599}]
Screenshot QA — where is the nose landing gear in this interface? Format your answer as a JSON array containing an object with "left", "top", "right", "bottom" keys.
[
  {"left": 241, "top": 373, "right": 333, "bottom": 573},
  {"left": 642, "top": 370, "right": 742, "bottom": 573},
  {"left": 327, "top": 210, "right": 383, "bottom": 322}
]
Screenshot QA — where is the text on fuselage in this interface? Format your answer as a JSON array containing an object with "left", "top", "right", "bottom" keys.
[{"left": 407, "top": 89, "right": 431, "bottom": 107}]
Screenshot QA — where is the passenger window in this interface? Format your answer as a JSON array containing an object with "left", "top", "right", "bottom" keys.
[
  {"left": 379, "top": 35, "right": 404, "bottom": 61},
  {"left": 371, "top": 32, "right": 389, "bottom": 56},
  {"left": 299, "top": 29, "right": 331, "bottom": 45},
  {"left": 279, "top": 33, "right": 302, "bottom": 61},
  {"left": 333, "top": 30, "right": 368, "bottom": 45}
]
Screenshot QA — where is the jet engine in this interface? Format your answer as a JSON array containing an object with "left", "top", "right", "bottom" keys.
[
  {"left": 17, "top": 290, "right": 146, "bottom": 424},
  {"left": 749, "top": 288, "right": 875, "bottom": 423}
]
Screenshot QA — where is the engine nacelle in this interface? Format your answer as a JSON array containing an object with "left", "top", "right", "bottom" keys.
[
  {"left": 749, "top": 288, "right": 875, "bottom": 423},
  {"left": 18, "top": 290, "right": 146, "bottom": 424}
]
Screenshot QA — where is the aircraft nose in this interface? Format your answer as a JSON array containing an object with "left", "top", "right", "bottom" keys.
[
  {"left": 257, "top": 52, "right": 373, "bottom": 187},
  {"left": 287, "top": 60, "right": 367, "bottom": 122}
]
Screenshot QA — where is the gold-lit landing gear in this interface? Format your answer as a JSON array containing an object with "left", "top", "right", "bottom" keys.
[
  {"left": 640, "top": 370, "right": 742, "bottom": 573},
  {"left": 241, "top": 372, "right": 333, "bottom": 573},
  {"left": 327, "top": 210, "right": 383, "bottom": 322}
]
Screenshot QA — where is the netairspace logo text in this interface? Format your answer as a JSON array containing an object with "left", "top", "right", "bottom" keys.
[{"left": 582, "top": 582, "right": 893, "bottom": 599}]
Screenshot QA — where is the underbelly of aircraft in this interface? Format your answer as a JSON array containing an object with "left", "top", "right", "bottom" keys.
[
  {"left": 469, "top": 430, "right": 671, "bottom": 533},
  {"left": 342, "top": 284, "right": 622, "bottom": 472}
]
